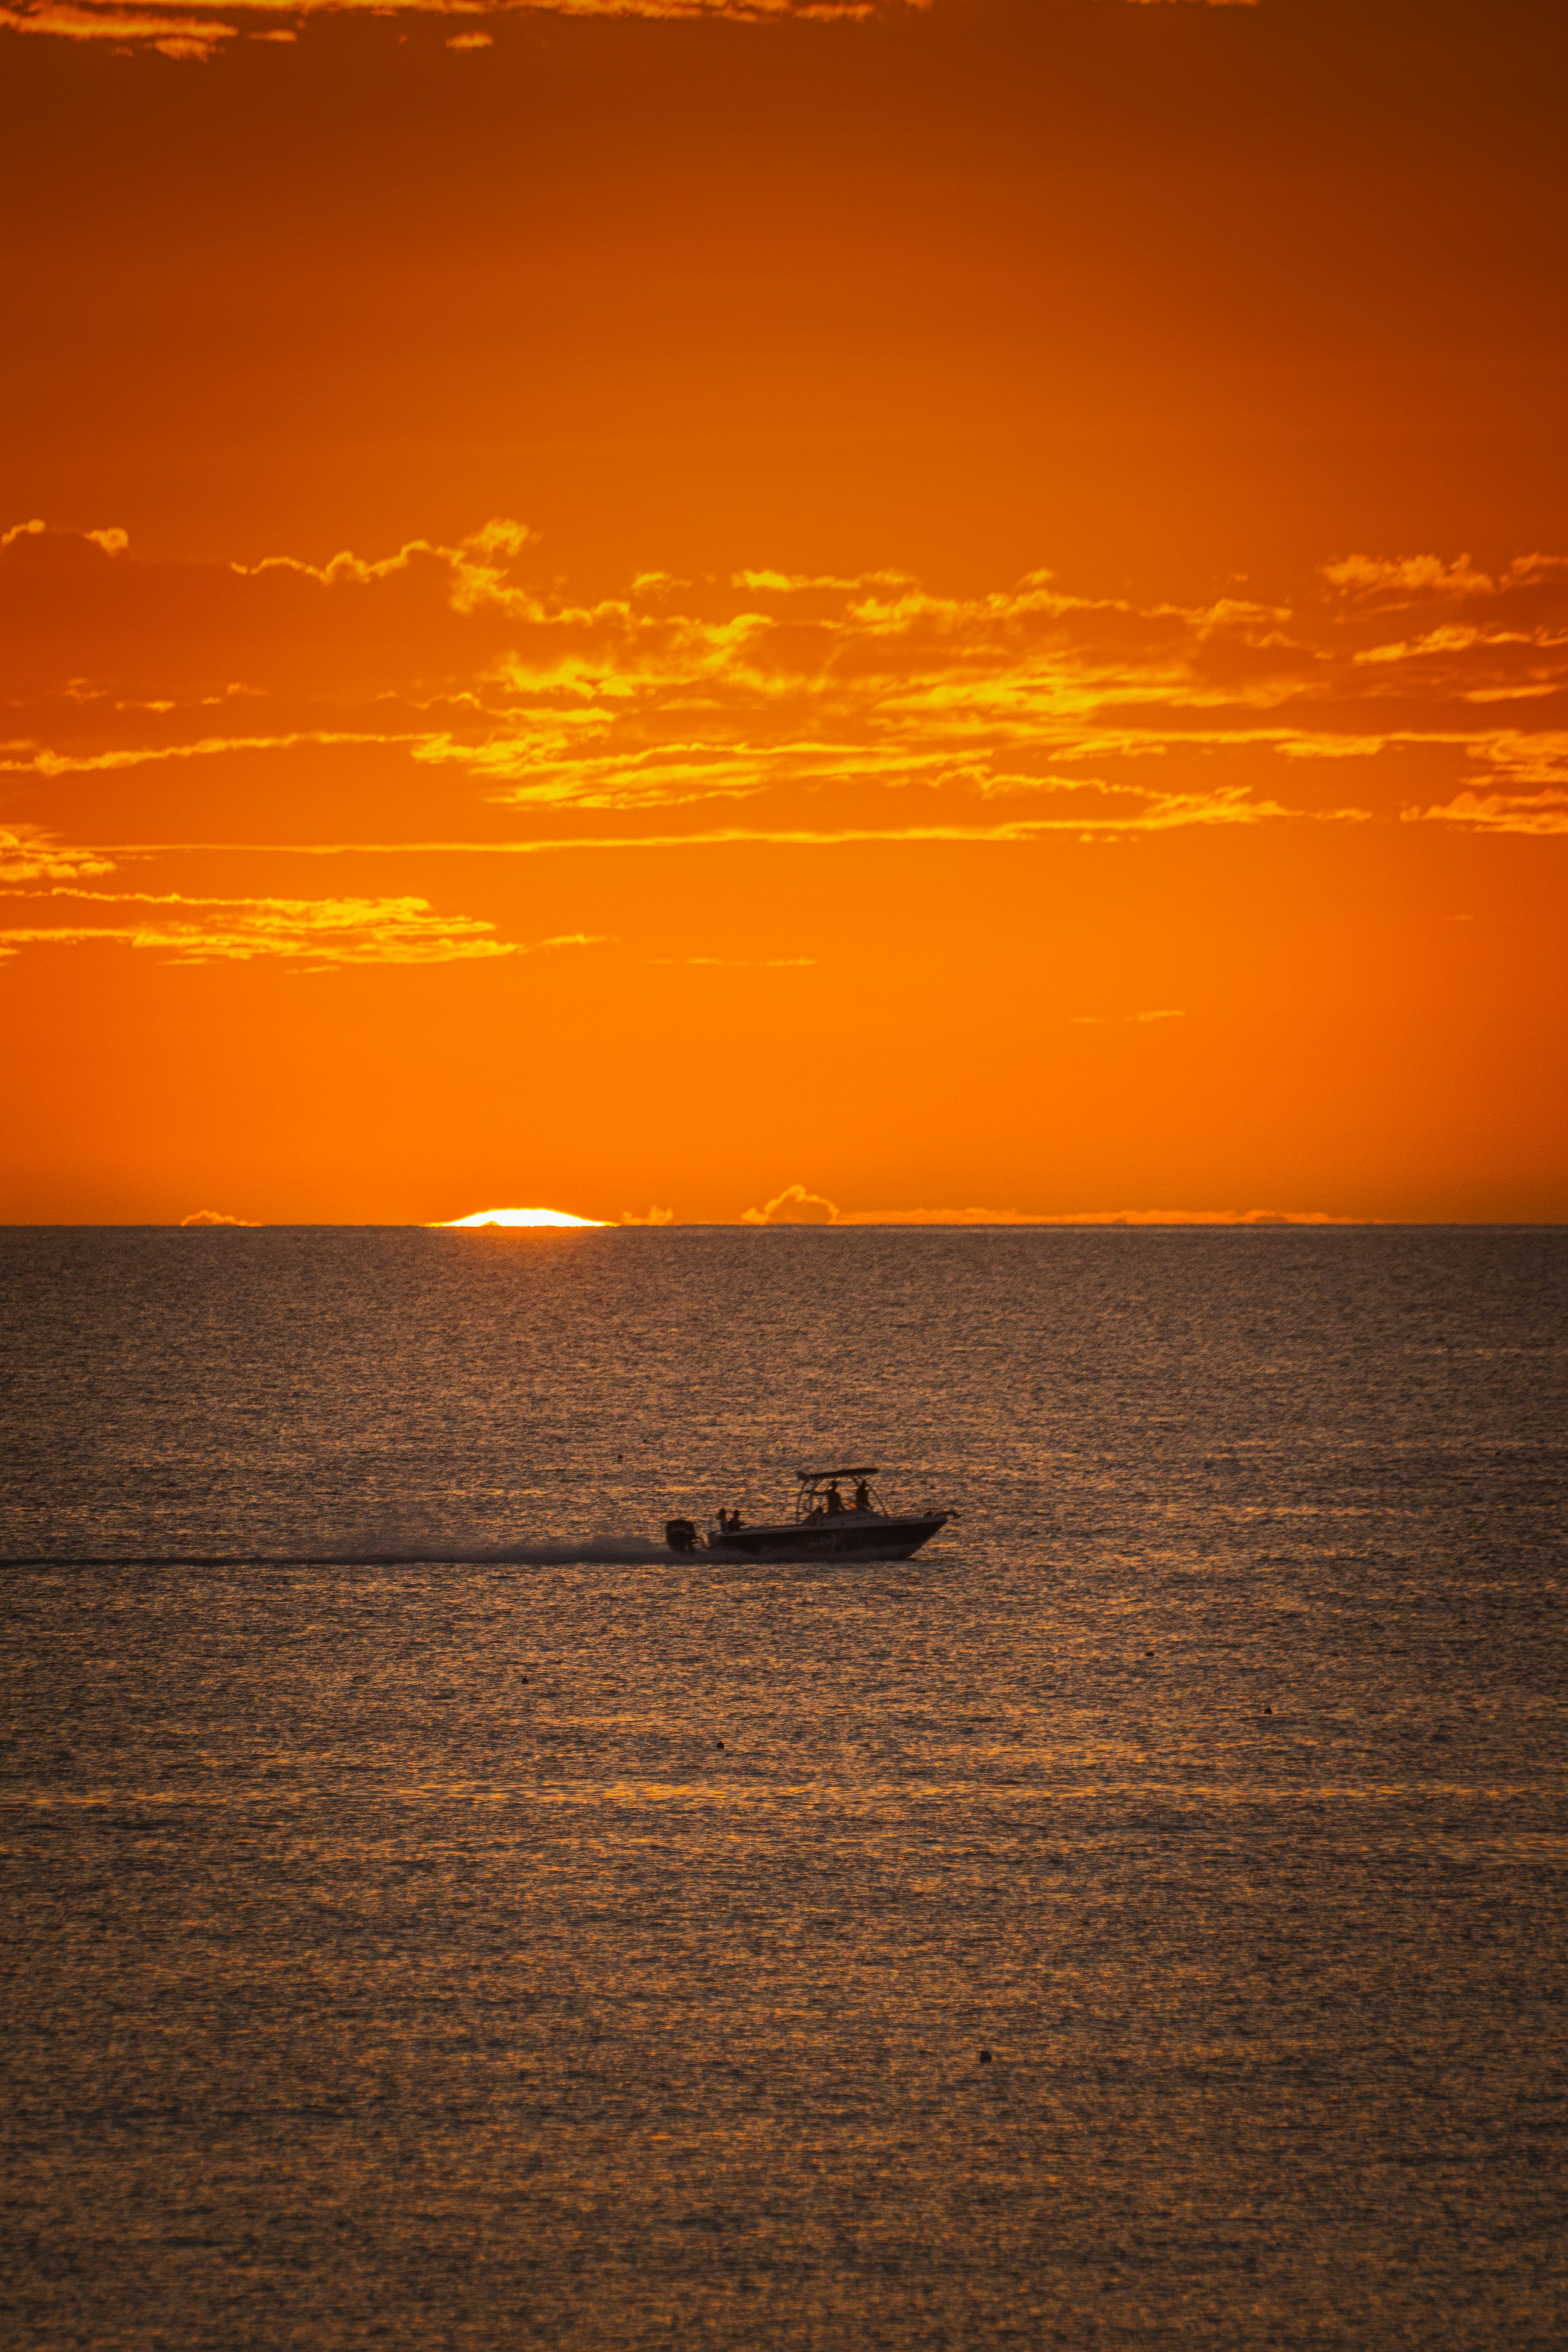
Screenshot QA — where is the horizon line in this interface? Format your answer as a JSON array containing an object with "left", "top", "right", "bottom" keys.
[{"left": 3, "top": 1218, "right": 1564, "bottom": 1232}]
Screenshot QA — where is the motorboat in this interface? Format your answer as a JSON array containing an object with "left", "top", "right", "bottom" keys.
[{"left": 664, "top": 1465, "right": 950, "bottom": 1562}]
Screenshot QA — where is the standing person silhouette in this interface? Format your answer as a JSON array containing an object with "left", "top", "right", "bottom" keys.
[
  {"left": 853, "top": 1479, "right": 871, "bottom": 1511},
  {"left": 826, "top": 1481, "right": 845, "bottom": 1514}
]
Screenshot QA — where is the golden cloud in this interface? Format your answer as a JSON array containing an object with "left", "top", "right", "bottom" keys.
[
  {"left": 1320, "top": 553, "right": 1549, "bottom": 606},
  {"left": 742, "top": 1182, "right": 838, "bottom": 1226},
  {"left": 1403, "top": 787, "right": 1568, "bottom": 837},
  {"left": 0, "top": 825, "right": 117, "bottom": 884},
  {"left": 835, "top": 1208, "right": 1362, "bottom": 1225},
  {"left": 69, "top": 818, "right": 1321, "bottom": 860},
  {"left": 180, "top": 1208, "right": 260, "bottom": 1225},
  {"left": 736, "top": 1186, "right": 1356, "bottom": 1227},
  {"left": 4, "top": 731, "right": 427, "bottom": 778},
  {"left": 0, "top": 884, "right": 614, "bottom": 966},
  {"left": 0, "top": 0, "right": 919, "bottom": 59},
  {"left": 1070, "top": 1008, "right": 1186, "bottom": 1025},
  {"left": 6, "top": 520, "right": 1568, "bottom": 846}
]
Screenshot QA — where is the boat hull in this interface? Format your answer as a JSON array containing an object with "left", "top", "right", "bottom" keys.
[{"left": 697, "top": 1511, "right": 948, "bottom": 1563}]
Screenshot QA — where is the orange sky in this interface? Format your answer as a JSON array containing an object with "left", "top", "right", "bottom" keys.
[{"left": 3, "top": 0, "right": 1565, "bottom": 1224}]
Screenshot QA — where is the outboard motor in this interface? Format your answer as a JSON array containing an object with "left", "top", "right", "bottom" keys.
[{"left": 665, "top": 1517, "right": 699, "bottom": 1552}]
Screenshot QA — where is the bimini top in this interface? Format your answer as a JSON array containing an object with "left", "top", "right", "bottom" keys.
[{"left": 796, "top": 1465, "right": 878, "bottom": 1485}]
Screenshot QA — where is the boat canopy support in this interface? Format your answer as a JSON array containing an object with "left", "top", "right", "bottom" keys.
[{"left": 793, "top": 1464, "right": 886, "bottom": 1521}]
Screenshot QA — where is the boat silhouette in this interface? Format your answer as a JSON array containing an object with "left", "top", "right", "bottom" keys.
[{"left": 665, "top": 1465, "right": 950, "bottom": 1562}]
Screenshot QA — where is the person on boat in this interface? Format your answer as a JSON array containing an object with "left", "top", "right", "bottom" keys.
[
  {"left": 853, "top": 1479, "right": 872, "bottom": 1511},
  {"left": 826, "top": 1481, "right": 845, "bottom": 1514}
]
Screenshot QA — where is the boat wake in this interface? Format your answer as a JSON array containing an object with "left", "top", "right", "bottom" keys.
[
  {"left": 4, "top": 1533, "right": 680, "bottom": 1570},
  {"left": 327, "top": 1535, "right": 678, "bottom": 1568}
]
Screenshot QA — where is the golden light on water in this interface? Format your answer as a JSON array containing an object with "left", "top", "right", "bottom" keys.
[{"left": 436, "top": 1207, "right": 606, "bottom": 1229}]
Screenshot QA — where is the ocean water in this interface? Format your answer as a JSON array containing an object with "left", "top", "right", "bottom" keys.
[{"left": 2, "top": 1225, "right": 1564, "bottom": 2350}]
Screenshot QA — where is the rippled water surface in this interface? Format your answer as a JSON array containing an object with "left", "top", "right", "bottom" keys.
[{"left": 3, "top": 1226, "right": 1565, "bottom": 2348}]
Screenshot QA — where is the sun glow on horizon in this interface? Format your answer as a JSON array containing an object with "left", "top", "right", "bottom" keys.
[{"left": 435, "top": 1206, "right": 606, "bottom": 1229}]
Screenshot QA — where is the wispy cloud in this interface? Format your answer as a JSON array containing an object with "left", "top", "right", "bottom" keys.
[
  {"left": 1320, "top": 552, "right": 1568, "bottom": 607},
  {"left": 1070, "top": 1008, "right": 1186, "bottom": 1025},
  {"left": 7, "top": 520, "right": 1568, "bottom": 846},
  {"left": 0, "top": 0, "right": 920, "bottom": 61},
  {"left": 1403, "top": 786, "right": 1568, "bottom": 837},
  {"left": 0, "top": 825, "right": 117, "bottom": 884},
  {"left": 0, "top": 0, "right": 238, "bottom": 53},
  {"left": 0, "top": 883, "right": 614, "bottom": 966},
  {"left": 738, "top": 1182, "right": 1359, "bottom": 1227},
  {"left": 77, "top": 814, "right": 1320, "bottom": 862},
  {"left": 1, "top": 731, "right": 427, "bottom": 778},
  {"left": 832, "top": 1208, "right": 1362, "bottom": 1226}
]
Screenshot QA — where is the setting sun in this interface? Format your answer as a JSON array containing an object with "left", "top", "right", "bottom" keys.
[{"left": 434, "top": 1206, "right": 606, "bottom": 1229}]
